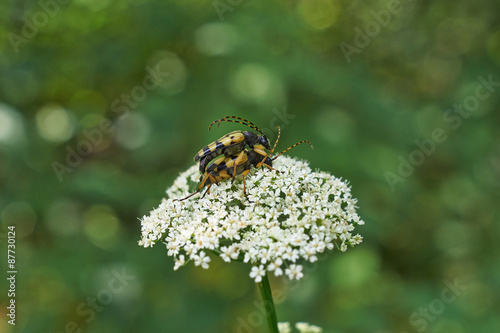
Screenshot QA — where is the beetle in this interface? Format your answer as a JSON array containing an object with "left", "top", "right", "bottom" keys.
[
  {"left": 175, "top": 152, "right": 253, "bottom": 202},
  {"left": 193, "top": 116, "right": 272, "bottom": 173},
  {"left": 176, "top": 140, "right": 313, "bottom": 202}
]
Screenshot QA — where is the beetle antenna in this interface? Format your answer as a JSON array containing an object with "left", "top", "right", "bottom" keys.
[
  {"left": 208, "top": 116, "right": 265, "bottom": 136},
  {"left": 272, "top": 140, "right": 313, "bottom": 161},
  {"left": 270, "top": 126, "right": 280, "bottom": 153}
]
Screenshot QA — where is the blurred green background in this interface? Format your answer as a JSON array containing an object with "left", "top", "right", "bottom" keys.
[{"left": 1, "top": 0, "right": 499, "bottom": 332}]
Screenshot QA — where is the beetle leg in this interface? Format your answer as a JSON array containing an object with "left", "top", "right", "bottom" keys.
[
  {"left": 199, "top": 173, "right": 212, "bottom": 187},
  {"left": 175, "top": 190, "right": 200, "bottom": 201},
  {"left": 232, "top": 151, "right": 246, "bottom": 182},
  {"left": 175, "top": 172, "right": 212, "bottom": 201},
  {"left": 260, "top": 161, "right": 282, "bottom": 174},
  {"left": 241, "top": 170, "right": 253, "bottom": 203},
  {"left": 200, "top": 184, "right": 212, "bottom": 199},
  {"left": 253, "top": 148, "right": 267, "bottom": 158},
  {"left": 253, "top": 148, "right": 274, "bottom": 170},
  {"left": 200, "top": 173, "right": 218, "bottom": 199}
]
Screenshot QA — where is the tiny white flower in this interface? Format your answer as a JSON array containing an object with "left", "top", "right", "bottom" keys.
[
  {"left": 220, "top": 246, "right": 232, "bottom": 262},
  {"left": 194, "top": 251, "right": 210, "bottom": 269},
  {"left": 268, "top": 258, "right": 284, "bottom": 277},
  {"left": 296, "top": 322, "right": 323, "bottom": 333},
  {"left": 340, "top": 243, "right": 348, "bottom": 252},
  {"left": 278, "top": 322, "right": 291, "bottom": 333},
  {"left": 285, "top": 264, "right": 303, "bottom": 280},
  {"left": 249, "top": 265, "right": 266, "bottom": 283},
  {"left": 173, "top": 255, "right": 185, "bottom": 271}
]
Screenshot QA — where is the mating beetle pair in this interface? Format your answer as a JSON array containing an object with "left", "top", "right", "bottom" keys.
[{"left": 176, "top": 116, "right": 313, "bottom": 202}]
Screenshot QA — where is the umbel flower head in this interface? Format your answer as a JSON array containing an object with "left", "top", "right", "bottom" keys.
[{"left": 138, "top": 156, "right": 364, "bottom": 282}]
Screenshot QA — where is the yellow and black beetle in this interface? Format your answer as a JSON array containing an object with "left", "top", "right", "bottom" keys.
[
  {"left": 194, "top": 116, "right": 272, "bottom": 173},
  {"left": 177, "top": 139, "right": 313, "bottom": 202}
]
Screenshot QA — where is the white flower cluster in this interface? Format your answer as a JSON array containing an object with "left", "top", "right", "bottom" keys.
[
  {"left": 138, "top": 156, "right": 364, "bottom": 282},
  {"left": 279, "top": 322, "right": 323, "bottom": 333}
]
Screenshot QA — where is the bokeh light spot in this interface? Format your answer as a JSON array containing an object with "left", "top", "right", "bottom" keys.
[
  {"left": 314, "top": 108, "right": 354, "bottom": 144},
  {"left": 45, "top": 198, "right": 81, "bottom": 237},
  {"left": 229, "top": 63, "right": 285, "bottom": 105},
  {"left": 148, "top": 51, "right": 188, "bottom": 95},
  {"left": 36, "top": 105, "right": 75, "bottom": 142},
  {"left": 0, "top": 103, "right": 25, "bottom": 145},
  {"left": 83, "top": 205, "right": 122, "bottom": 250},
  {"left": 435, "top": 17, "right": 484, "bottom": 57},
  {"left": 417, "top": 55, "right": 462, "bottom": 96},
  {"left": 297, "top": 0, "right": 341, "bottom": 30},
  {"left": 1, "top": 202, "right": 37, "bottom": 237},
  {"left": 194, "top": 23, "right": 237, "bottom": 56},
  {"left": 115, "top": 112, "right": 151, "bottom": 150}
]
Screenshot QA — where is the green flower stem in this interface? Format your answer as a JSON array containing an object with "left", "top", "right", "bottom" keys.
[{"left": 258, "top": 273, "right": 279, "bottom": 333}]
